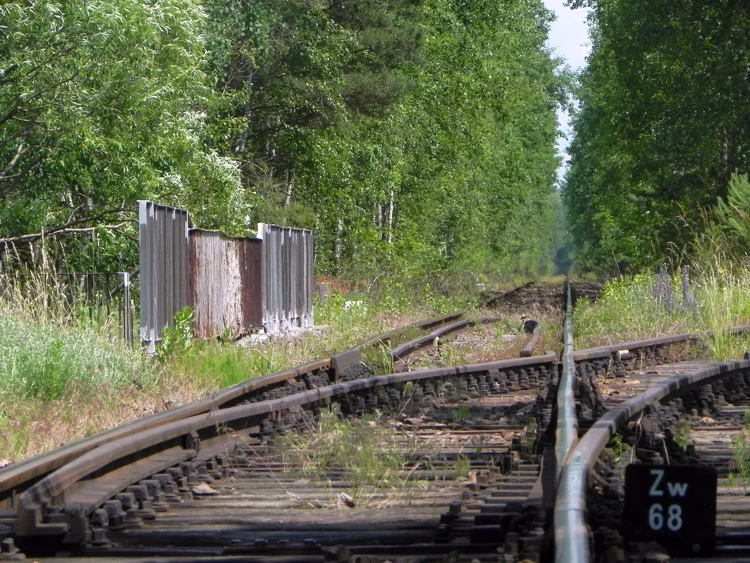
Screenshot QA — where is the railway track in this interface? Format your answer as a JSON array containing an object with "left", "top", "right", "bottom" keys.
[{"left": 4, "top": 280, "right": 750, "bottom": 562}]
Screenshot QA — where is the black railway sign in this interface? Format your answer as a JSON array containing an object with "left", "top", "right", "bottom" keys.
[{"left": 623, "top": 464, "right": 717, "bottom": 556}]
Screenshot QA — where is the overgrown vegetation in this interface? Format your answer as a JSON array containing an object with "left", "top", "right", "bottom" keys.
[
  {"left": 0, "top": 277, "right": 489, "bottom": 463},
  {"left": 574, "top": 263, "right": 750, "bottom": 360},
  {"left": 275, "top": 408, "right": 410, "bottom": 505},
  {"left": 0, "top": 273, "right": 155, "bottom": 405},
  {"left": 0, "top": 312, "right": 155, "bottom": 402}
]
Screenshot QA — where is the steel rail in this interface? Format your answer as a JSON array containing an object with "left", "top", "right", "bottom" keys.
[
  {"left": 15, "top": 353, "right": 557, "bottom": 544},
  {"left": 0, "top": 312, "right": 464, "bottom": 508},
  {"left": 555, "top": 282, "right": 578, "bottom": 483},
  {"left": 329, "top": 312, "right": 464, "bottom": 380},
  {"left": 554, "top": 357, "right": 750, "bottom": 562},
  {"left": 350, "top": 311, "right": 465, "bottom": 350}
]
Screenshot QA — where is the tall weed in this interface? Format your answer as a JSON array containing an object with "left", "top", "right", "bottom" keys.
[
  {"left": 0, "top": 309, "right": 155, "bottom": 402},
  {"left": 574, "top": 272, "right": 699, "bottom": 346},
  {"left": 575, "top": 263, "right": 750, "bottom": 359},
  {"left": 0, "top": 269, "right": 126, "bottom": 335}
]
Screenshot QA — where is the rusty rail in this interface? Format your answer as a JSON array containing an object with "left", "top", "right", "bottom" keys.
[
  {"left": 14, "top": 353, "right": 557, "bottom": 546},
  {"left": 328, "top": 311, "right": 465, "bottom": 380},
  {"left": 389, "top": 316, "right": 504, "bottom": 371},
  {"left": 570, "top": 325, "right": 750, "bottom": 362}
]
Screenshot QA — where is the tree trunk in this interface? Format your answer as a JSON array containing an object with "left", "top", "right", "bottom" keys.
[
  {"left": 284, "top": 172, "right": 295, "bottom": 207},
  {"left": 387, "top": 189, "right": 394, "bottom": 244},
  {"left": 335, "top": 218, "right": 343, "bottom": 264}
]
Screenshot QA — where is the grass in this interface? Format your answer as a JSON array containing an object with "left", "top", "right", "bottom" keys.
[
  {"left": 170, "top": 342, "right": 276, "bottom": 390},
  {"left": 574, "top": 273, "right": 699, "bottom": 346},
  {"left": 727, "top": 411, "right": 750, "bottom": 494},
  {"left": 696, "top": 262, "right": 750, "bottom": 359},
  {"left": 274, "top": 408, "right": 410, "bottom": 505},
  {"left": 361, "top": 342, "right": 395, "bottom": 376},
  {"left": 729, "top": 432, "right": 750, "bottom": 494},
  {"left": 579, "top": 262, "right": 750, "bottom": 494},
  {"left": 272, "top": 406, "right": 484, "bottom": 506},
  {"left": 0, "top": 271, "right": 160, "bottom": 461},
  {"left": 0, "top": 311, "right": 155, "bottom": 402},
  {"left": 573, "top": 262, "right": 750, "bottom": 360},
  {"left": 454, "top": 455, "right": 471, "bottom": 477}
]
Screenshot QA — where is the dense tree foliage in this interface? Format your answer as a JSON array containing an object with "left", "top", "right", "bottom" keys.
[
  {"left": 0, "top": 0, "right": 252, "bottom": 268},
  {"left": 563, "top": 0, "right": 750, "bottom": 273},
  {"left": 1, "top": 0, "right": 565, "bottom": 283},
  {"left": 204, "top": 0, "right": 566, "bottom": 282}
]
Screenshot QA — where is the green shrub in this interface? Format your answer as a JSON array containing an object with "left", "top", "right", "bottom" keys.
[{"left": 157, "top": 307, "right": 195, "bottom": 361}]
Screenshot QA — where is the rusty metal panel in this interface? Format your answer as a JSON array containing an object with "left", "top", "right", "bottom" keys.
[
  {"left": 138, "top": 201, "right": 191, "bottom": 353},
  {"left": 238, "top": 236, "right": 263, "bottom": 329},
  {"left": 259, "top": 224, "right": 313, "bottom": 334},
  {"left": 188, "top": 229, "right": 262, "bottom": 339}
]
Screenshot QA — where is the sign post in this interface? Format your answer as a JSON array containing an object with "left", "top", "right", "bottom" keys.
[{"left": 623, "top": 464, "right": 717, "bottom": 556}]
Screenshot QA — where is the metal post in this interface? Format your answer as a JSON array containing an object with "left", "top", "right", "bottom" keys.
[{"left": 122, "top": 272, "right": 133, "bottom": 346}]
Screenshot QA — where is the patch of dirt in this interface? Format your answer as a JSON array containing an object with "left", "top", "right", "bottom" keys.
[
  {"left": 482, "top": 281, "right": 564, "bottom": 315},
  {"left": 481, "top": 281, "right": 602, "bottom": 316},
  {"left": 571, "top": 282, "right": 603, "bottom": 305}
]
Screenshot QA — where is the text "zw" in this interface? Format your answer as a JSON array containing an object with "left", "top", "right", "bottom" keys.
[{"left": 649, "top": 469, "right": 689, "bottom": 497}]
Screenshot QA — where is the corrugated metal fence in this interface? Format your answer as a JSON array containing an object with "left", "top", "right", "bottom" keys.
[
  {"left": 139, "top": 201, "right": 191, "bottom": 352},
  {"left": 139, "top": 201, "right": 313, "bottom": 349},
  {"left": 259, "top": 223, "right": 314, "bottom": 333}
]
